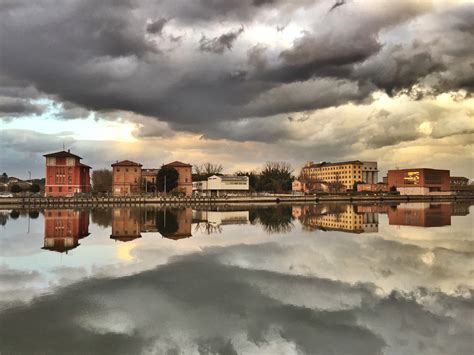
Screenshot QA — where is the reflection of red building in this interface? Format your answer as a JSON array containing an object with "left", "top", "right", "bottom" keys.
[
  {"left": 110, "top": 208, "right": 142, "bottom": 242},
  {"left": 43, "top": 209, "right": 90, "bottom": 253},
  {"left": 160, "top": 208, "right": 193, "bottom": 240},
  {"left": 388, "top": 203, "right": 451, "bottom": 227},
  {"left": 44, "top": 150, "right": 91, "bottom": 197}
]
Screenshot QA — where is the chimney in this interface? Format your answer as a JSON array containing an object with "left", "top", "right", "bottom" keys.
[{"left": 67, "top": 149, "right": 70, "bottom": 153}]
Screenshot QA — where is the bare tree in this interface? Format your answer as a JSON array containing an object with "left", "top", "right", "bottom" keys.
[
  {"left": 92, "top": 169, "right": 113, "bottom": 193},
  {"left": 193, "top": 162, "right": 224, "bottom": 180}
]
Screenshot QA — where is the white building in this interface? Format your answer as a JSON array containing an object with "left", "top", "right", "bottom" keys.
[{"left": 192, "top": 175, "right": 249, "bottom": 196}]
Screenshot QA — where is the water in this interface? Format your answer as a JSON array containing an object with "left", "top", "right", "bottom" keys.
[{"left": 0, "top": 202, "right": 473, "bottom": 355}]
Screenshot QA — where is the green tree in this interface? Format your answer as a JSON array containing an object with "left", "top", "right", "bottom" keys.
[
  {"left": 10, "top": 184, "right": 22, "bottom": 193},
  {"left": 157, "top": 166, "right": 179, "bottom": 193},
  {"left": 352, "top": 181, "right": 363, "bottom": 191},
  {"left": 92, "top": 169, "right": 113, "bottom": 193},
  {"left": 156, "top": 209, "right": 179, "bottom": 236},
  {"left": 30, "top": 184, "right": 41, "bottom": 193},
  {"left": 390, "top": 185, "right": 398, "bottom": 192},
  {"left": 258, "top": 161, "right": 293, "bottom": 193}
]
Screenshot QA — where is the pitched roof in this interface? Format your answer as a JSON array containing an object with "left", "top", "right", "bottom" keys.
[
  {"left": 163, "top": 161, "right": 192, "bottom": 168},
  {"left": 78, "top": 162, "right": 92, "bottom": 169},
  {"left": 111, "top": 160, "right": 142, "bottom": 167},
  {"left": 43, "top": 150, "right": 82, "bottom": 159}
]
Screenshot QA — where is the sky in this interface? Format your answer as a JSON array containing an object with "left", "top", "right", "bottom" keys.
[{"left": 0, "top": 0, "right": 473, "bottom": 179}]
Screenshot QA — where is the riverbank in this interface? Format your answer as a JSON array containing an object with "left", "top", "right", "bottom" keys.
[{"left": 0, "top": 193, "right": 473, "bottom": 208}]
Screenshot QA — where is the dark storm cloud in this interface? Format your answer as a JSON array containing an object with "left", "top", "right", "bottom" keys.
[
  {"left": 146, "top": 17, "right": 169, "bottom": 35},
  {"left": 199, "top": 26, "right": 245, "bottom": 54},
  {"left": 0, "top": 244, "right": 472, "bottom": 355},
  {"left": 0, "top": 0, "right": 473, "bottom": 144},
  {"left": 0, "top": 97, "right": 44, "bottom": 117}
]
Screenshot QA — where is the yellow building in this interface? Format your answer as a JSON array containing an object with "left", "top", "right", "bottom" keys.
[
  {"left": 301, "top": 160, "right": 378, "bottom": 190},
  {"left": 300, "top": 205, "right": 378, "bottom": 233}
]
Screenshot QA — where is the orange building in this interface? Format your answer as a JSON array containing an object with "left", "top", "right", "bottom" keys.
[
  {"left": 111, "top": 160, "right": 142, "bottom": 196},
  {"left": 110, "top": 208, "right": 142, "bottom": 242},
  {"left": 43, "top": 209, "right": 90, "bottom": 253},
  {"left": 44, "top": 150, "right": 91, "bottom": 197},
  {"left": 163, "top": 161, "right": 192, "bottom": 196}
]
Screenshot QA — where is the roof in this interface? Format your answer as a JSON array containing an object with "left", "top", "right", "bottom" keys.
[
  {"left": 451, "top": 176, "right": 469, "bottom": 180},
  {"left": 387, "top": 168, "right": 450, "bottom": 173},
  {"left": 43, "top": 150, "right": 82, "bottom": 159},
  {"left": 163, "top": 161, "right": 192, "bottom": 168},
  {"left": 111, "top": 160, "right": 142, "bottom": 167},
  {"left": 78, "top": 162, "right": 91, "bottom": 169},
  {"left": 110, "top": 234, "right": 142, "bottom": 241},
  {"left": 305, "top": 160, "right": 363, "bottom": 168}
]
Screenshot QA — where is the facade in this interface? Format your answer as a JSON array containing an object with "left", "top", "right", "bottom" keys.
[
  {"left": 192, "top": 175, "right": 249, "bottom": 196},
  {"left": 43, "top": 209, "right": 90, "bottom": 253},
  {"left": 387, "top": 168, "right": 451, "bottom": 195},
  {"left": 111, "top": 160, "right": 142, "bottom": 196},
  {"left": 357, "top": 183, "right": 389, "bottom": 193},
  {"left": 301, "top": 160, "right": 378, "bottom": 190},
  {"left": 292, "top": 180, "right": 309, "bottom": 194},
  {"left": 44, "top": 150, "right": 91, "bottom": 197},
  {"left": 163, "top": 161, "right": 193, "bottom": 196},
  {"left": 142, "top": 168, "right": 159, "bottom": 192},
  {"left": 110, "top": 208, "right": 142, "bottom": 242},
  {"left": 298, "top": 204, "right": 378, "bottom": 233}
]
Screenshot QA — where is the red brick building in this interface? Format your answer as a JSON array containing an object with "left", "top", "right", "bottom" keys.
[
  {"left": 42, "top": 209, "right": 90, "bottom": 253},
  {"left": 387, "top": 168, "right": 451, "bottom": 195},
  {"left": 111, "top": 160, "right": 142, "bottom": 196},
  {"left": 44, "top": 150, "right": 91, "bottom": 197},
  {"left": 163, "top": 161, "right": 192, "bottom": 196}
]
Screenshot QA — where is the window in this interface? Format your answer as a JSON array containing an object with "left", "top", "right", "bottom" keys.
[
  {"left": 49, "top": 187, "right": 53, "bottom": 192},
  {"left": 134, "top": 168, "right": 137, "bottom": 172},
  {"left": 59, "top": 187, "right": 62, "bottom": 192},
  {"left": 126, "top": 168, "right": 129, "bottom": 172}
]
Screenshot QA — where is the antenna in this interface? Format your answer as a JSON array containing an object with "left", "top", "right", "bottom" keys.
[{"left": 62, "top": 142, "right": 65, "bottom": 150}]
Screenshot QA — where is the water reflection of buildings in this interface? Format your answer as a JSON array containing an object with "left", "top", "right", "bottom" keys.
[
  {"left": 43, "top": 209, "right": 90, "bottom": 253},
  {"left": 110, "top": 208, "right": 142, "bottom": 242},
  {"left": 296, "top": 204, "right": 379, "bottom": 234},
  {"left": 387, "top": 203, "right": 453, "bottom": 227},
  {"left": 193, "top": 210, "right": 249, "bottom": 226}
]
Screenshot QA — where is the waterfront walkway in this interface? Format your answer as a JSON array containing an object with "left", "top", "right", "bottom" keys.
[{"left": 0, "top": 194, "right": 472, "bottom": 208}]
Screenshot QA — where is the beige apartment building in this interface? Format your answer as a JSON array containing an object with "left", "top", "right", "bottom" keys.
[
  {"left": 301, "top": 160, "right": 378, "bottom": 190},
  {"left": 111, "top": 160, "right": 142, "bottom": 196}
]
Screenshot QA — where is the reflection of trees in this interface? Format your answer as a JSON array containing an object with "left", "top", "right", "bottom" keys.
[
  {"left": 28, "top": 211, "right": 40, "bottom": 219},
  {"left": 90, "top": 208, "right": 113, "bottom": 228},
  {"left": 193, "top": 222, "right": 223, "bottom": 235},
  {"left": 0, "top": 212, "right": 8, "bottom": 226},
  {"left": 249, "top": 205, "right": 294, "bottom": 234},
  {"left": 10, "top": 210, "right": 20, "bottom": 219},
  {"left": 156, "top": 210, "right": 179, "bottom": 236}
]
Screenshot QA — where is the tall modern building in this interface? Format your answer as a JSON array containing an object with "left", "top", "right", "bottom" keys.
[
  {"left": 111, "top": 160, "right": 142, "bottom": 196},
  {"left": 301, "top": 160, "right": 378, "bottom": 190},
  {"left": 44, "top": 150, "right": 91, "bottom": 197}
]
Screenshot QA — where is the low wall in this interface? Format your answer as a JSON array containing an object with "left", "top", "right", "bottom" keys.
[{"left": 0, "top": 193, "right": 472, "bottom": 208}]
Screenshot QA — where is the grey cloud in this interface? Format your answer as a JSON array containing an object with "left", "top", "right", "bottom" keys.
[
  {"left": 0, "top": 97, "right": 44, "bottom": 117},
  {"left": 0, "top": 244, "right": 472, "bottom": 355},
  {"left": 146, "top": 17, "right": 169, "bottom": 35},
  {"left": 0, "top": 0, "right": 472, "bottom": 146},
  {"left": 199, "top": 27, "right": 245, "bottom": 54}
]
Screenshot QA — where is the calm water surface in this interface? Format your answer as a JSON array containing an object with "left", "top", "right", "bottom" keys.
[{"left": 0, "top": 202, "right": 473, "bottom": 355}]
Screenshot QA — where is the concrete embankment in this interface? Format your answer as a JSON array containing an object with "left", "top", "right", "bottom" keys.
[{"left": 0, "top": 194, "right": 472, "bottom": 209}]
